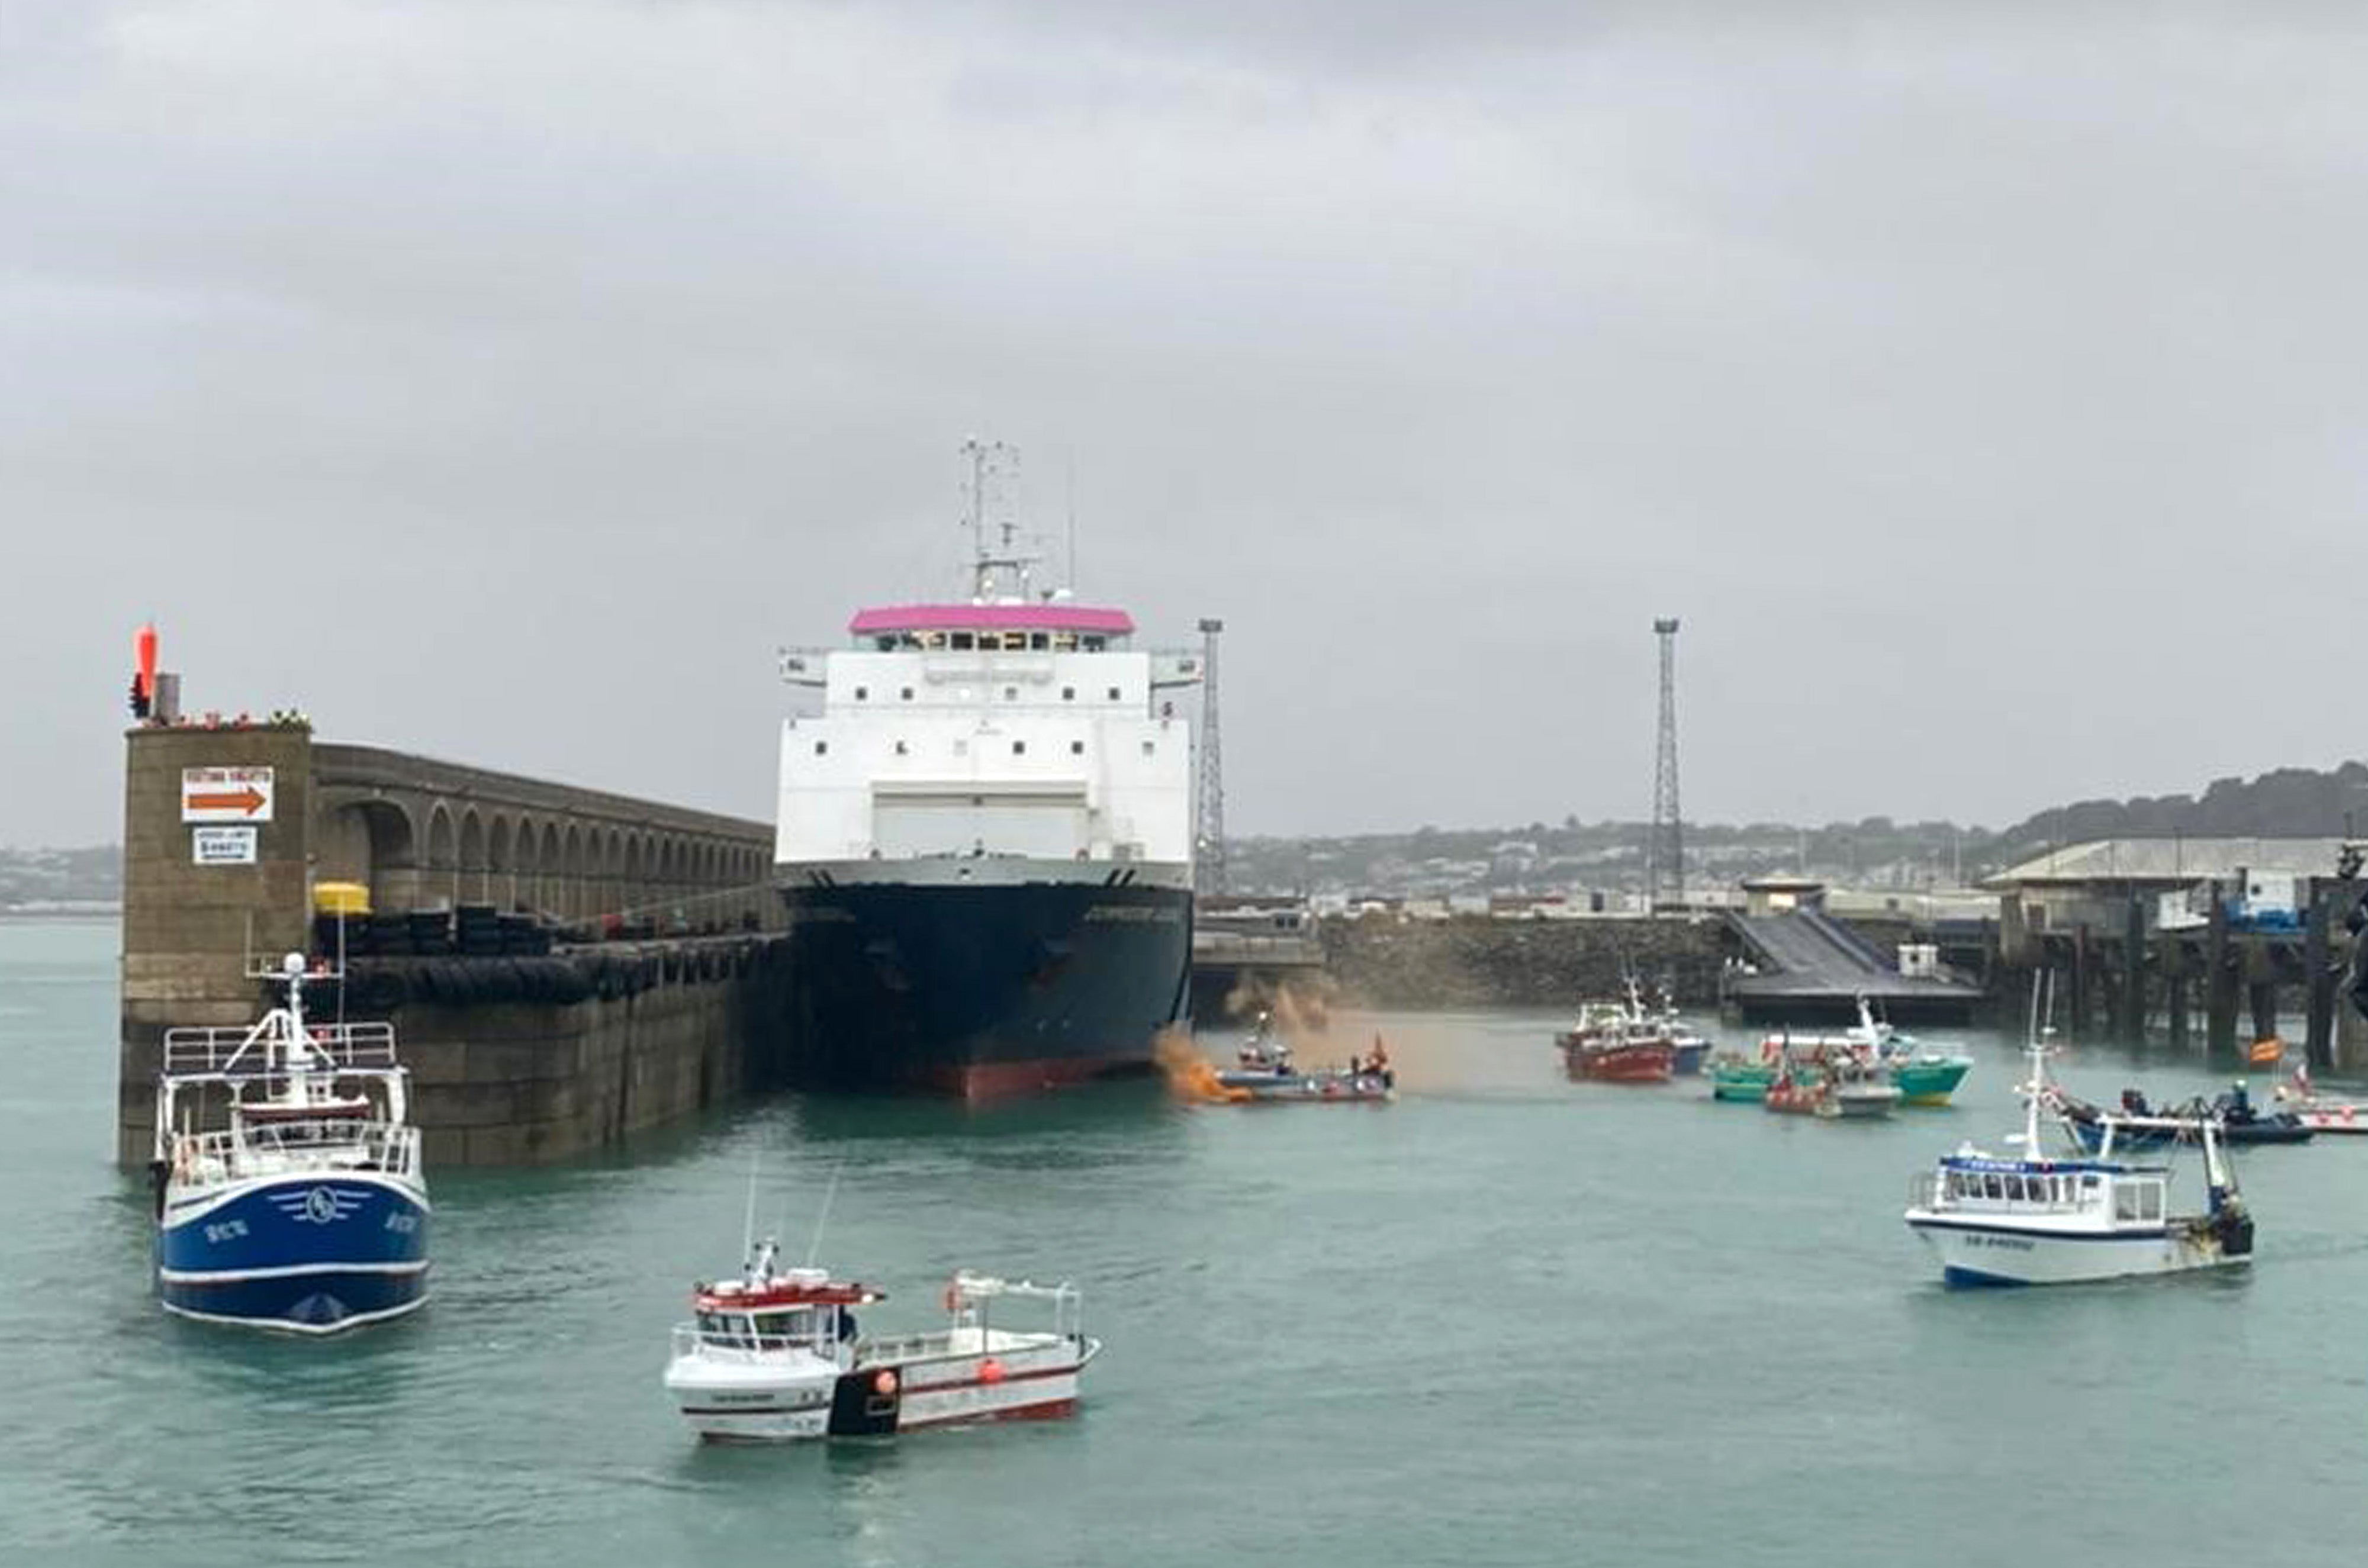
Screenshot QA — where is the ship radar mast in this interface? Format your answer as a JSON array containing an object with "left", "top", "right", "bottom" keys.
[{"left": 960, "top": 436, "right": 1050, "bottom": 604}]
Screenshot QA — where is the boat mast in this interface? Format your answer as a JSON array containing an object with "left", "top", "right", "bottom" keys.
[{"left": 2020, "top": 973, "right": 2051, "bottom": 1159}]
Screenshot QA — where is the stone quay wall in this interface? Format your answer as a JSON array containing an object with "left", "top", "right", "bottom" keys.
[{"left": 1321, "top": 915, "right": 1730, "bottom": 1010}]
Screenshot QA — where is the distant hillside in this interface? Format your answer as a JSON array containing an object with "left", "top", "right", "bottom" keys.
[
  {"left": 0, "top": 845, "right": 121, "bottom": 910},
  {"left": 1994, "top": 763, "right": 2368, "bottom": 861}
]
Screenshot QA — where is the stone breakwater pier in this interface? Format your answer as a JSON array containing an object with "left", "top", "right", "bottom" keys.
[{"left": 120, "top": 719, "right": 786, "bottom": 1168}]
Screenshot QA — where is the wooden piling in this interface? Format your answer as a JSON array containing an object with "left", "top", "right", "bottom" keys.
[
  {"left": 2070, "top": 925, "right": 2092, "bottom": 1037},
  {"left": 2306, "top": 883, "right": 2335, "bottom": 1070},
  {"left": 2247, "top": 980, "right": 2278, "bottom": 1055},
  {"left": 2206, "top": 881, "right": 2237, "bottom": 1062},
  {"left": 2122, "top": 897, "right": 2147, "bottom": 1044}
]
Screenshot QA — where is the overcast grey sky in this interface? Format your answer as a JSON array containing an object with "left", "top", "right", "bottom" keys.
[{"left": 6, "top": 1, "right": 2365, "bottom": 846}]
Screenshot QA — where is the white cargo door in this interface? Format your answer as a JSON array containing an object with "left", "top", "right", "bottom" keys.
[{"left": 872, "top": 787, "right": 1089, "bottom": 859}]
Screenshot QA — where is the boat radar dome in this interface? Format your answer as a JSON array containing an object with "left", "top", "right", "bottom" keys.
[{"left": 282, "top": 952, "right": 307, "bottom": 978}]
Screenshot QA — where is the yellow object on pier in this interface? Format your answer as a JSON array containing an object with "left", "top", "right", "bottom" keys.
[{"left": 313, "top": 881, "right": 372, "bottom": 917}]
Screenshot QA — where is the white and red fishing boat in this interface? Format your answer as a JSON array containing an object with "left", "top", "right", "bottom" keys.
[
  {"left": 662, "top": 1239, "right": 1098, "bottom": 1443},
  {"left": 2274, "top": 1064, "right": 2368, "bottom": 1135}
]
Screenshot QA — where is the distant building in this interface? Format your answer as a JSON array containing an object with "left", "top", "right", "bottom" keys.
[
  {"left": 1982, "top": 837, "right": 2348, "bottom": 932},
  {"left": 1740, "top": 875, "right": 1827, "bottom": 918}
]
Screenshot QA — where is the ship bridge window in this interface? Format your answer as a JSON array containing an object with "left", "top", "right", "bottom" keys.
[
  {"left": 1053, "top": 633, "right": 1079, "bottom": 652},
  {"left": 873, "top": 636, "right": 896, "bottom": 651},
  {"left": 1030, "top": 632, "right": 1050, "bottom": 650},
  {"left": 952, "top": 632, "right": 976, "bottom": 650},
  {"left": 1084, "top": 636, "right": 1106, "bottom": 651}
]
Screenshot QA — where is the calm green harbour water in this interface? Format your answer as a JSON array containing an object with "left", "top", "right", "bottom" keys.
[{"left": 3, "top": 917, "right": 2363, "bottom": 1565}]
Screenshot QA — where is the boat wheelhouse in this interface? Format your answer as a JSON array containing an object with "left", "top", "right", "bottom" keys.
[{"left": 152, "top": 953, "right": 430, "bottom": 1333}]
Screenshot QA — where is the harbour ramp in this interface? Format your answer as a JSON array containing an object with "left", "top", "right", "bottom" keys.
[{"left": 1723, "top": 909, "right": 1981, "bottom": 1025}]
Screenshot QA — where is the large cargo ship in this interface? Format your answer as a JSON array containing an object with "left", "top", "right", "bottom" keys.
[{"left": 773, "top": 446, "right": 1202, "bottom": 1097}]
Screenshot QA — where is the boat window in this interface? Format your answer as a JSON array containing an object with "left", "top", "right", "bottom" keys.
[
  {"left": 1004, "top": 686, "right": 1018, "bottom": 701},
  {"left": 893, "top": 740, "right": 908, "bottom": 756},
  {"left": 1030, "top": 632, "right": 1050, "bottom": 650},
  {"left": 1070, "top": 740, "right": 1085, "bottom": 755},
  {"left": 2138, "top": 1185, "right": 2163, "bottom": 1223},
  {"left": 1053, "top": 633, "right": 1078, "bottom": 652},
  {"left": 1983, "top": 1174, "right": 2002, "bottom": 1200},
  {"left": 813, "top": 740, "right": 828, "bottom": 756},
  {"left": 2080, "top": 1174, "right": 2099, "bottom": 1190},
  {"left": 854, "top": 686, "right": 868, "bottom": 701},
  {"left": 1106, "top": 686, "right": 1121, "bottom": 700},
  {"left": 1083, "top": 636, "right": 1105, "bottom": 651},
  {"left": 1012, "top": 740, "right": 1027, "bottom": 756},
  {"left": 754, "top": 1309, "right": 814, "bottom": 1344},
  {"left": 1004, "top": 632, "right": 1031, "bottom": 652},
  {"left": 1141, "top": 741, "right": 1154, "bottom": 756},
  {"left": 2114, "top": 1184, "right": 2139, "bottom": 1221},
  {"left": 900, "top": 687, "right": 914, "bottom": 701},
  {"left": 952, "top": 632, "right": 975, "bottom": 650},
  {"left": 1062, "top": 687, "right": 1075, "bottom": 701}
]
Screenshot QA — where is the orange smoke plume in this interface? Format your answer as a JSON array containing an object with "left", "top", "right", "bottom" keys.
[{"left": 1155, "top": 1026, "right": 1248, "bottom": 1105}]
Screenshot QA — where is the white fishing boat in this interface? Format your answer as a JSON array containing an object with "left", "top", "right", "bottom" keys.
[
  {"left": 1902, "top": 994, "right": 2253, "bottom": 1287},
  {"left": 2273, "top": 1064, "right": 2368, "bottom": 1135},
  {"left": 663, "top": 1239, "right": 1098, "bottom": 1442}
]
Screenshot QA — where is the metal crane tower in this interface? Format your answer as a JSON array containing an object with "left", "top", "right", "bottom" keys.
[
  {"left": 1195, "top": 617, "right": 1227, "bottom": 897},
  {"left": 1646, "top": 617, "right": 1683, "bottom": 913}
]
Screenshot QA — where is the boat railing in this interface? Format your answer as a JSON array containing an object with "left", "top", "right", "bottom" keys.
[
  {"left": 163, "top": 1022, "right": 400, "bottom": 1077},
  {"left": 169, "top": 1119, "right": 420, "bottom": 1181}
]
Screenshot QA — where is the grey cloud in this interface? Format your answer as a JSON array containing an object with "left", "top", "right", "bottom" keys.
[{"left": 5, "top": 1, "right": 2368, "bottom": 847}]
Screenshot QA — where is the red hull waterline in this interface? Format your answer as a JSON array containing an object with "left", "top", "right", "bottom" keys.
[
  {"left": 1561, "top": 1045, "right": 1675, "bottom": 1083},
  {"left": 919, "top": 1053, "right": 1157, "bottom": 1103}
]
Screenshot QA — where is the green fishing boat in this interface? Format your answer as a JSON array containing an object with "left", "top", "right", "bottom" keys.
[
  {"left": 1709, "top": 1054, "right": 1779, "bottom": 1102},
  {"left": 1887, "top": 1054, "right": 1973, "bottom": 1106}
]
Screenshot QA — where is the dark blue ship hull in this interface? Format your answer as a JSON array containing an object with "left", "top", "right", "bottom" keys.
[
  {"left": 157, "top": 1174, "right": 430, "bottom": 1333},
  {"left": 777, "top": 875, "right": 1193, "bottom": 1097}
]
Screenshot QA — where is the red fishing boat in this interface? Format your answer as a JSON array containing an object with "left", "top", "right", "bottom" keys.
[{"left": 1556, "top": 1022, "right": 1675, "bottom": 1083}]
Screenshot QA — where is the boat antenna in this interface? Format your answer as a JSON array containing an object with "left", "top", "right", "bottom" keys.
[
  {"left": 741, "top": 1150, "right": 761, "bottom": 1262},
  {"left": 1066, "top": 446, "right": 1077, "bottom": 593},
  {"left": 804, "top": 1158, "right": 845, "bottom": 1269}
]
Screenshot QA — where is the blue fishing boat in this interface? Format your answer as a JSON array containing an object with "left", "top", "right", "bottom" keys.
[{"left": 151, "top": 954, "right": 430, "bottom": 1333}]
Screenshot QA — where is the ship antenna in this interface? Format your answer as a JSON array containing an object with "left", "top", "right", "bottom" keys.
[
  {"left": 1065, "top": 446, "right": 1077, "bottom": 593},
  {"left": 803, "top": 1158, "right": 845, "bottom": 1269}
]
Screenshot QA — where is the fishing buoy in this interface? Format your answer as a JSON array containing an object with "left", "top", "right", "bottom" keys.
[{"left": 979, "top": 1358, "right": 1005, "bottom": 1385}]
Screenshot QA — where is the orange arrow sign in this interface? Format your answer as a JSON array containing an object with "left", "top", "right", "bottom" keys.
[{"left": 186, "top": 787, "right": 267, "bottom": 816}]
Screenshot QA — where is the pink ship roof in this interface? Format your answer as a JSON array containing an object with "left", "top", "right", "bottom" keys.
[{"left": 849, "top": 603, "right": 1135, "bottom": 636}]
